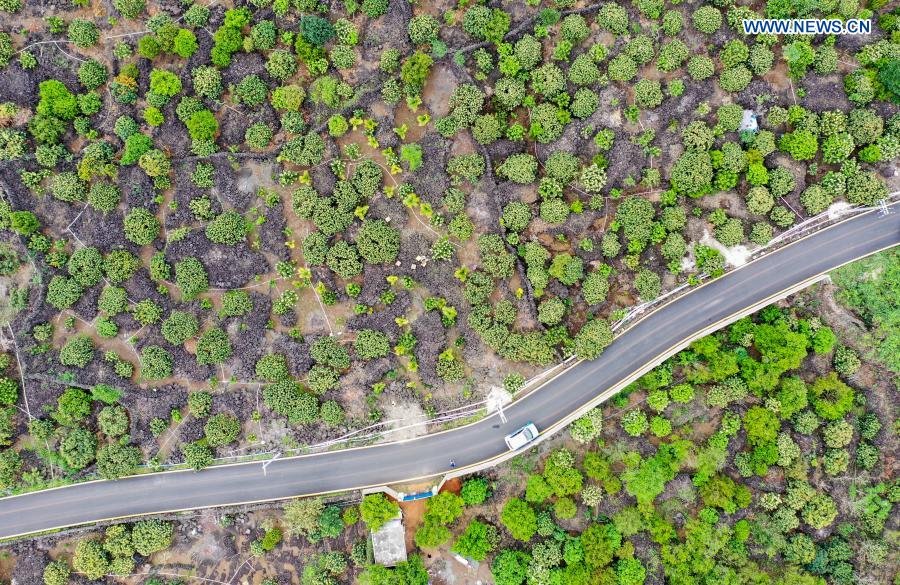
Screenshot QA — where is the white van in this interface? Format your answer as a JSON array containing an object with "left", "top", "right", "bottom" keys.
[{"left": 504, "top": 422, "right": 540, "bottom": 451}]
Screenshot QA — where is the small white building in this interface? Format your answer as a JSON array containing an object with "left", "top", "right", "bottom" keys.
[
  {"left": 739, "top": 110, "right": 759, "bottom": 133},
  {"left": 371, "top": 514, "right": 407, "bottom": 567}
]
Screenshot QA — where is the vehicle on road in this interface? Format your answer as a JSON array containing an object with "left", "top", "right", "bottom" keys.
[{"left": 504, "top": 422, "right": 539, "bottom": 450}]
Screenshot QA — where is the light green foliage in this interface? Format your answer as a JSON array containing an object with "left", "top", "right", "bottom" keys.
[
  {"left": 692, "top": 6, "right": 722, "bottom": 33},
  {"left": 195, "top": 328, "right": 232, "bottom": 365},
  {"left": 68, "top": 19, "right": 99, "bottom": 48},
  {"left": 354, "top": 330, "right": 390, "bottom": 360},
  {"left": 123, "top": 208, "right": 160, "bottom": 245},
  {"left": 175, "top": 257, "right": 209, "bottom": 300},
  {"left": 220, "top": 290, "right": 252, "bottom": 317},
  {"left": 73, "top": 539, "right": 109, "bottom": 579},
  {"left": 360, "top": 493, "right": 399, "bottom": 531},
  {"left": 574, "top": 319, "right": 613, "bottom": 360},
  {"left": 634, "top": 269, "right": 661, "bottom": 301},
  {"left": 42, "top": 560, "right": 70, "bottom": 585},
  {"left": 501, "top": 498, "right": 536, "bottom": 541},
  {"left": 188, "top": 391, "right": 212, "bottom": 418},
  {"left": 141, "top": 345, "right": 173, "bottom": 380},
  {"left": 809, "top": 372, "right": 854, "bottom": 421},
  {"left": 161, "top": 311, "right": 199, "bottom": 346},
  {"left": 597, "top": 2, "right": 628, "bottom": 35},
  {"left": 204, "top": 412, "right": 240, "bottom": 446},
  {"left": 131, "top": 519, "right": 174, "bottom": 556},
  {"left": 59, "top": 335, "right": 95, "bottom": 368}
]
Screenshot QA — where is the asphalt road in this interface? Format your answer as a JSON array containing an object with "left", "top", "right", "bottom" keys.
[{"left": 1, "top": 207, "right": 897, "bottom": 539}]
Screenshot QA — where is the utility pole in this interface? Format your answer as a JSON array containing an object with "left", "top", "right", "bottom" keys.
[
  {"left": 878, "top": 199, "right": 889, "bottom": 215},
  {"left": 498, "top": 401, "right": 507, "bottom": 424}
]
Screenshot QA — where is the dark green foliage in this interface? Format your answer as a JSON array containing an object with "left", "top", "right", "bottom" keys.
[
  {"left": 97, "top": 443, "right": 142, "bottom": 479},
  {"left": 255, "top": 354, "right": 290, "bottom": 382},
  {"left": 103, "top": 250, "right": 140, "bottom": 284},
  {"left": 205, "top": 211, "right": 246, "bottom": 245},
  {"left": 300, "top": 15, "right": 335, "bottom": 46},
  {"left": 356, "top": 220, "right": 400, "bottom": 264},
  {"left": 141, "top": 345, "right": 173, "bottom": 380},
  {"left": 123, "top": 208, "right": 160, "bottom": 245},
  {"left": 354, "top": 330, "right": 390, "bottom": 360},
  {"left": 182, "top": 441, "right": 213, "bottom": 470},
  {"left": 161, "top": 311, "right": 199, "bottom": 346},
  {"left": 204, "top": 412, "right": 240, "bottom": 446},
  {"left": 175, "top": 257, "right": 209, "bottom": 300},
  {"left": 67, "top": 247, "right": 103, "bottom": 287},
  {"left": 195, "top": 328, "right": 232, "bottom": 365},
  {"left": 59, "top": 335, "right": 95, "bottom": 368}
]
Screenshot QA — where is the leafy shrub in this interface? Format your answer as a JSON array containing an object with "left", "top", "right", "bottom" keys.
[
  {"left": 255, "top": 354, "right": 290, "bottom": 383},
  {"left": 195, "top": 328, "right": 232, "bottom": 365},
  {"left": 498, "top": 153, "right": 538, "bottom": 184},
  {"left": 354, "top": 330, "right": 390, "bottom": 360},
  {"left": 719, "top": 66, "right": 753, "bottom": 93},
  {"left": 205, "top": 211, "right": 246, "bottom": 245},
  {"left": 687, "top": 55, "right": 715, "bottom": 80},
  {"left": 67, "top": 247, "right": 103, "bottom": 287},
  {"left": 204, "top": 413, "right": 240, "bottom": 446},
  {"left": 88, "top": 183, "right": 121, "bottom": 212},
  {"left": 693, "top": 6, "right": 722, "bottom": 33},
  {"left": 300, "top": 15, "right": 335, "bottom": 46},
  {"left": 634, "top": 79, "right": 663, "bottom": 109},
  {"left": 68, "top": 19, "right": 99, "bottom": 48},
  {"left": 671, "top": 151, "right": 713, "bottom": 197},
  {"left": 78, "top": 60, "right": 108, "bottom": 90},
  {"left": 46, "top": 275, "right": 83, "bottom": 309},
  {"left": 597, "top": 2, "right": 628, "bottom": 34},
  {"left": 161, "top": 311, "right": 199, "bottom": 346},
  {"left": 59, "top": 335, "right": 94, "bottom": 368},
  {"left": 356, "top": 220, "right": 400, "bottom": 264},
  {"left": 235, "top": 75, "right": 268, "bottom": 107},
  {"left": 141, "top": 346, "right": 173, "bottom": 380},
  {"left": 123, "top": 208, "right": 160, "bottom": 245},
  {"left": 175, "top": 257, "right": 209, "bottom": 300},
  {"left": 266, "top": 50, "right": 297, "bottom": 81}
]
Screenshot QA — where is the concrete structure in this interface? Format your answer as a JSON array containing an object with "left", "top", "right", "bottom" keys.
[
  {"left": 371, "top": 514, "right": 407, "bottom": 567},
  {"left": 739, "top": 109, "right": 758, "bottom": 133}
]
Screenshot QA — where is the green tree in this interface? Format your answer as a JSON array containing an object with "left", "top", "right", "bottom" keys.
[
  {"left": 123, "top": 208, "right": 160, "bottom": 245},
  {"left": 356, "top": 220, "right": 400, "bottom": 264},
  {"left": 809, "top": 372, "right": 855, "bottom": 420},
  {"left": 131, "top": 519, "right": 174, "bottom": 556},
  {"left": 59, "top": 335, "right": 95, "bottom": 368},
  {"left": 175, "top": 257, "right": 209, "bottom": 300},
  {"left": 42, "top": 560, "right": 71, "bottom": 585},
  {"left": 181, "top": 441, "right": 212, "bottom": 470},
  {"left": 452, "top": 519, "right": 497, "bottom": 561},
  {"left": 491, "top": 550, "right": 530, "bottom": 585},
  {"left": 360, "top": 493, "right": 399, "bottom": 531},
  {"left": 73, "top": 539, "right": 110, "bottom": 580},
  {"left": 97, "top": 443, "right": 141, "bottom": 479},
  {"left": 574, "top": 319, "right": 613, "bottom": 360},
  {"left": 204, "top": 412, "right": 240, "bottom": 446},
  {"left": 354, "top": 330, "right": 390, "bottom": 360},
  {"left": 283, "top": 497, "right": 324, "bottom": 539},
  {"left": 500, "top": 498, "right": 536, "bottom": 542}
]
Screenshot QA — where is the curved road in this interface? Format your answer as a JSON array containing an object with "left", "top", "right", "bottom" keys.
[{"left": 1, "top": 206, "right": 898, "bottom": 539}]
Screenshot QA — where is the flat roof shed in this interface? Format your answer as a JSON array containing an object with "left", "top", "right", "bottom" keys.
[{"left": 371, "top": 515, "right": 407, "bottom": 567}]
